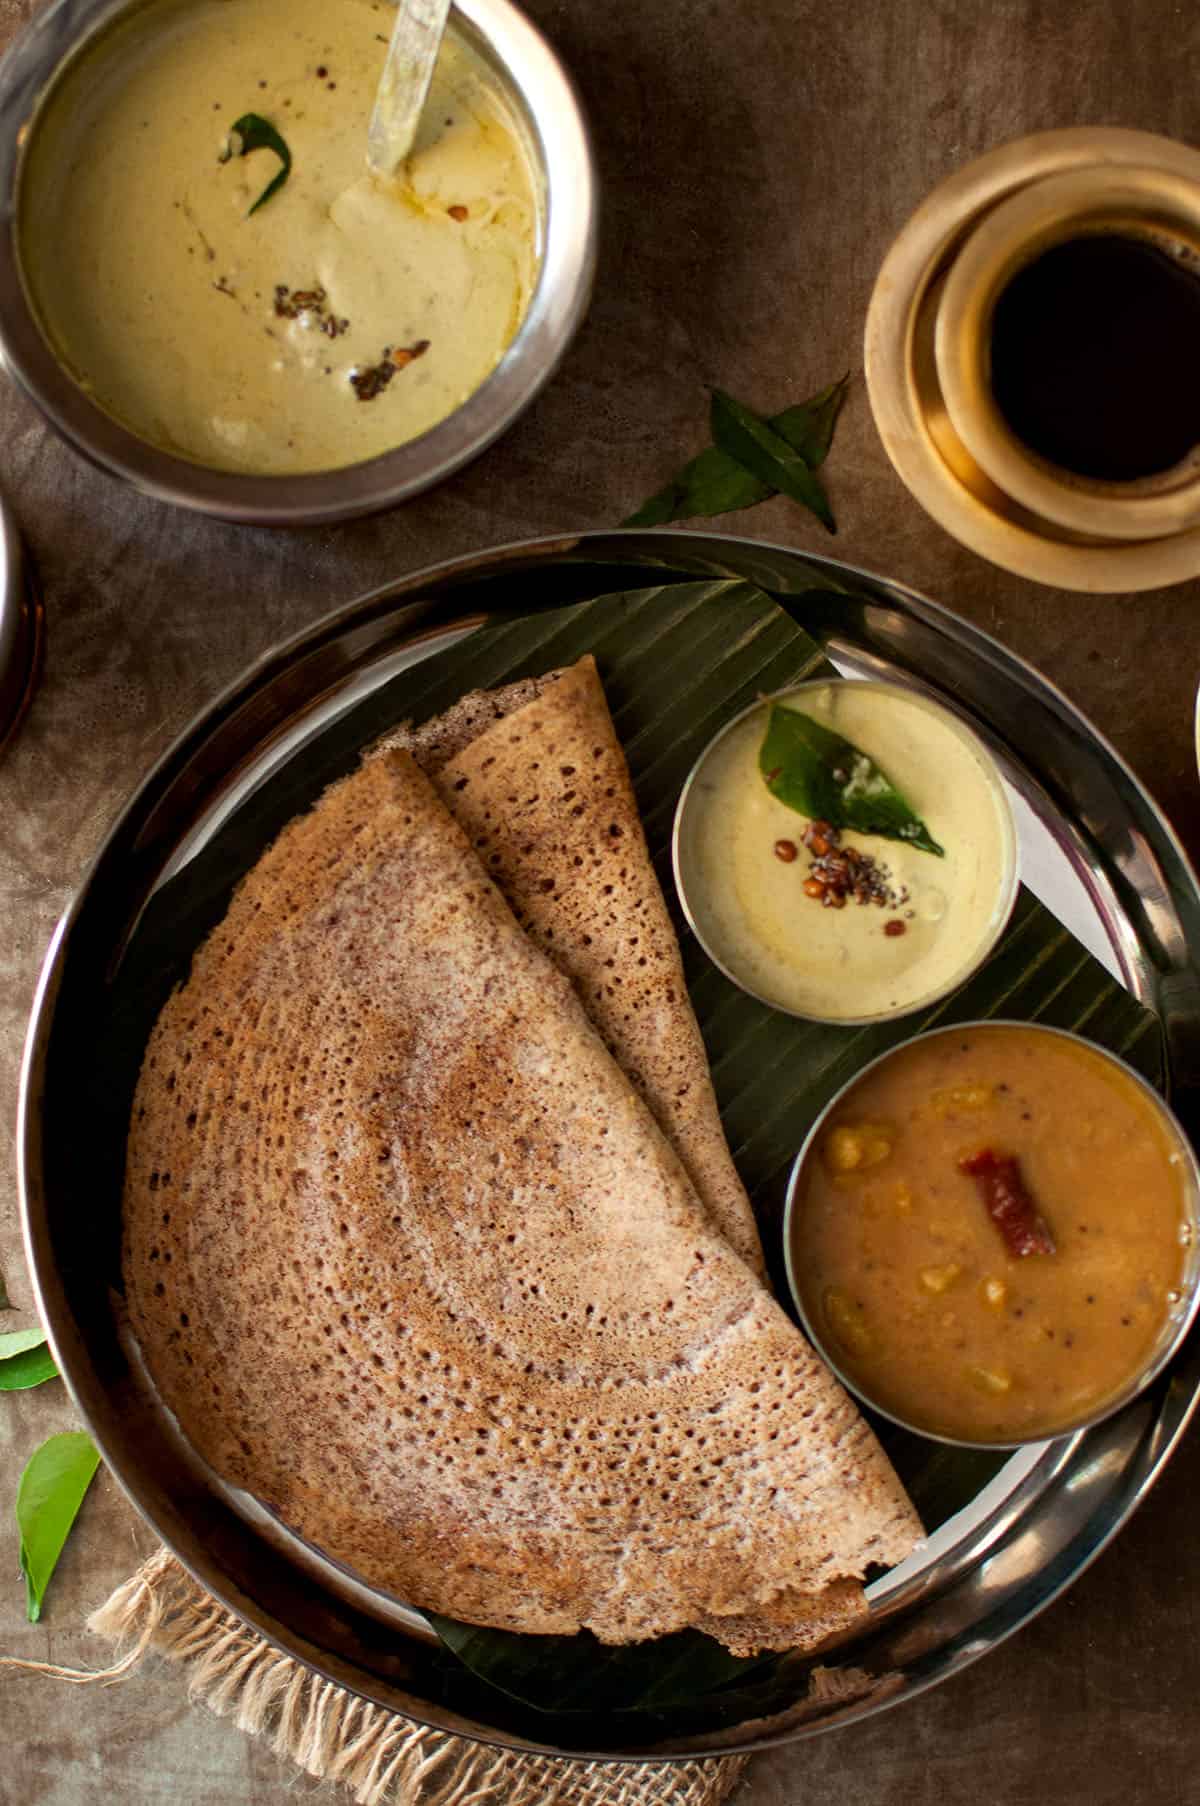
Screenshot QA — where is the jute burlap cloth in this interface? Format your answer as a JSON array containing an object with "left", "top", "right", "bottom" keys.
[{"left": 2, "top": 1548, "right": 750, "bottom": 1805}]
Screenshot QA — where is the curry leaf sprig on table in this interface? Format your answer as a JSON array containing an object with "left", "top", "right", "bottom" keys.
[
  {"left": 3, "top": 1308, "right": 96, "bottom": 1622},
  {"left": 759, "top": 701, "right": 945, "bottom": 855},
  {"left": 710, "top": 389, "right": 837, "bottom": 532},
  {"left": 623, "top": 375, "right": 849, "bottom": 532},
  {"left": 16, "top": 1432, "right": 101, "bottom": 1622},
  {"left": 0, "top": 1326, "right": 58, "bottom": 1391},
  {"left": 220, "top": 113, "right": 292, "bottom": 216}
]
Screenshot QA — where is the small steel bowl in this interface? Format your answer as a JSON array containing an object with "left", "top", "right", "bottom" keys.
[
  {"left": 783, "top": 1019, "right": 1200, "bottom": 1450},
  {"left": 0, "top": 0, "right": 595, "bottom": 525},
  {"left": 672, "top": 678, "right": 1020, "bottom": 1027}
]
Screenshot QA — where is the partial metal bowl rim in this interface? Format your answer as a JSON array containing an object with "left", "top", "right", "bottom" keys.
[{"left": 782, "top": 1016, "right": 1200, "bottom": 1450}]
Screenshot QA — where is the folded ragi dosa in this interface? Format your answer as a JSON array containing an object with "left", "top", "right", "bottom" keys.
[
  {"left": 124, "top": 737, "right": 921, "bottom": 1655},
  {"left": 379, "top": 655, "right": 763, "bottom": 1274}
]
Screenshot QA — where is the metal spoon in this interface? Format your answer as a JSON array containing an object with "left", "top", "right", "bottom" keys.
[{"left": 367, "top": 0, "right": 452, "bottom": 177}]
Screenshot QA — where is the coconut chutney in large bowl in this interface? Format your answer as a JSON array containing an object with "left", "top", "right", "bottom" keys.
[{"left": 0, "top": 0, "right": 595, "bottom": 522}]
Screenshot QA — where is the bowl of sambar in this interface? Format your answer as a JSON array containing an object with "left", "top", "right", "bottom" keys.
[{"left": 785, "top": 1020, "right": 1200, "bottom": 1447}]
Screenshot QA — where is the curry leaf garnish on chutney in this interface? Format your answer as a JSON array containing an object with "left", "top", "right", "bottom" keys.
[
  {"left": 222, "top": 112, "right": 292, "bottom": 215},
  {"left": 758, "top": 702, "right": 945, "bottom": 855}
]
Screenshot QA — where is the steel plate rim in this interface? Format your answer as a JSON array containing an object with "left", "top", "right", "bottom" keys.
[
  {"left": 16, "top": 528, "right": 1200, "bottom": 1759},
  {"left": 24, "top": 523, "right": 1200, "bottom": 918}
]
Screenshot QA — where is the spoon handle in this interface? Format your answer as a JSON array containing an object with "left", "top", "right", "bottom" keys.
[{"left": 367, "top": 0, "right": 452, "bottom": 177}]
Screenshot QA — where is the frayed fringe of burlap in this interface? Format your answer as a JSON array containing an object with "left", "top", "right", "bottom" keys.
[{"left": 0, "top": 1549, "right": 748, "bottom": 1806}]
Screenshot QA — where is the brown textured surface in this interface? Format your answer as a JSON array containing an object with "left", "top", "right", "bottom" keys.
[
  {"left": 123, "top": 749, "right": 916, "bottom": 1650},
  {"left": 389, "top": 655, "right": 763, "bottom": 1271},
  {"left": 3, "top": 0, "right": 1200, "bottom": 1798}
]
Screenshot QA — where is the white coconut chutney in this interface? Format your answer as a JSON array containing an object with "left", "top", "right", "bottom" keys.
[{"left": 678, "top": 682, "right": 1018, "bottom": 1022}]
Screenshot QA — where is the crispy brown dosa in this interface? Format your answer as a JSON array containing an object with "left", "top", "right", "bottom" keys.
[
  {"left": 124, "top": 751, "right": 920, "bottom": 1653},
  {"left": 382, "top": 655, "right": 763, "bottom": 1274}
]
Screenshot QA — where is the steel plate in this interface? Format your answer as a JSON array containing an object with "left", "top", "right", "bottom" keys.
[{"left": 17, "top": 531, "right": 1200, "bottom": 1759}]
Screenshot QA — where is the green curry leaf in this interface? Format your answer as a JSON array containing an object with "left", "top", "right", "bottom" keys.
[
  {"left": 771, "top": 374, "right": 850, "bottom": 468},
  {"left": 622, "top": 376, "right": 849, "bottom": 528},
  {"left": 0, "top": 1328, "right": 48, "bottom": 1359},
  {"left": 16, "top": 1433, "right": 101, "bottom": 1622},
  {"left": 0, "top": 1327, "right": 58, "bottom": 1391},
  {"left": 622, "top": 443, "right": 774, "bottom": 528},
  {"left": 759, "top": 702, "right": 944, "bottom": 854},
  {"left": 225, "top": 113, "right": 292, "bottom": 216},
  {"left": 710, "top": 389, "right": 836, "bottom": 533}
]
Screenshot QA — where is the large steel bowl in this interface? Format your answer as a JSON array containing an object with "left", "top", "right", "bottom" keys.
[{"left": 0, "top": 0, "right": 596, "bottom": 524}]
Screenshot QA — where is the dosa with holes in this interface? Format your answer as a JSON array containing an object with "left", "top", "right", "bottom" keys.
[
  {"left": 124, "top": 749, "right": 921, "bottom": 1653},
  {"left": 378, "top": 654, "right": 764, "bottom": 1274}
]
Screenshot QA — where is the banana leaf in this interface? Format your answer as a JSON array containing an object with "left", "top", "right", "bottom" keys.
[
  {"left": 99, "top": 575, "right": 1161, "bottom": 1727},
  {"left": 428, "top": 1615, "right": 777, "bottom": 1716}
]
